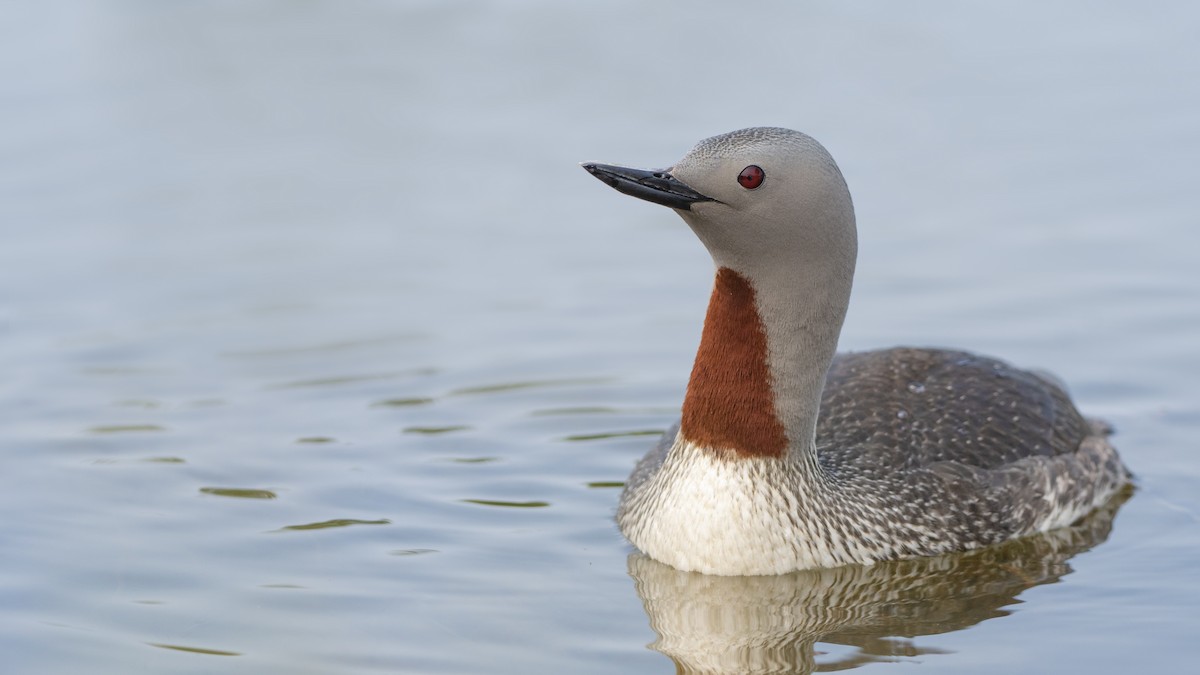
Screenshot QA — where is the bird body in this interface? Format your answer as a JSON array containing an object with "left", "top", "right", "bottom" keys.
[{"left": 582, "top": 127, "right": 1129, "bottom": 576}]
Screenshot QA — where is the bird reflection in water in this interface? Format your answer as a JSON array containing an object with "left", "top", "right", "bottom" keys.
[{"left": 627, "top": 487, "right": 1131, "bottom": 674}]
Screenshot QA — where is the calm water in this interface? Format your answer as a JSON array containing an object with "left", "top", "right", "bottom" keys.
[{"left": 2, "top": 2, "right": 1199, "bottom": 673}]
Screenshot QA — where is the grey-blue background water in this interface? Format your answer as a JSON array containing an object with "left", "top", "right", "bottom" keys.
[{"left": 2, "top": 2, "right": 1198, "bottom": 672}]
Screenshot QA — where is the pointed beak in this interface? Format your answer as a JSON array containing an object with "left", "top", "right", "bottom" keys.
[{"left": 580, "top": 162, "right": 716, "bottom": 211}]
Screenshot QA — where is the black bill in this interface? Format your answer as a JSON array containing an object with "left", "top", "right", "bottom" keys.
[{"left": 581, "top": 163, "right": 716, "bottom": 211}]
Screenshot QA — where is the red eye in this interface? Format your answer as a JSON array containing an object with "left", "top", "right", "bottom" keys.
[{"left": 737, "top": 165, "right": 765, "bottom": 190}]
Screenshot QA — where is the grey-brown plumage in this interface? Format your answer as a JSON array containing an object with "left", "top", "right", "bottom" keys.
[
  {"left": 820, "top": 347, "right": 1095, "bottom": 472},
  {"left": 620, "top": 348, "right": 1129, "bottom": 570},
  {"left": 813, "top": 347, "right": 1129, "bottom": 547}
]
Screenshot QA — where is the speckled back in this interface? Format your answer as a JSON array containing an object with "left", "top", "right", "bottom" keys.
[{"left": 816, "top": 347, "right": 1094, "bottom": 475}]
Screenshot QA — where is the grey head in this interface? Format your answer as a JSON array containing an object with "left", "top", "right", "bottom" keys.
[{"left": 583, "top": 127, "right": 858, "bottom": 283}]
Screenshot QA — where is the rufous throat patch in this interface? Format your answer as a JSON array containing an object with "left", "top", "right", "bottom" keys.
[{"left": 680, "top": 267, "right": 788, "bottom": 458}]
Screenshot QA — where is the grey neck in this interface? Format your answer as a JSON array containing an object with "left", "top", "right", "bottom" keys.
[{"left": 751, "top": 259, "right": 854, "bottom": 460}]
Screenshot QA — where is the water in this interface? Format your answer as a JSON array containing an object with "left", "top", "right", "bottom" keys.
[{"left": 2, "top": 2, "right": 1198, "bottom": 672}]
